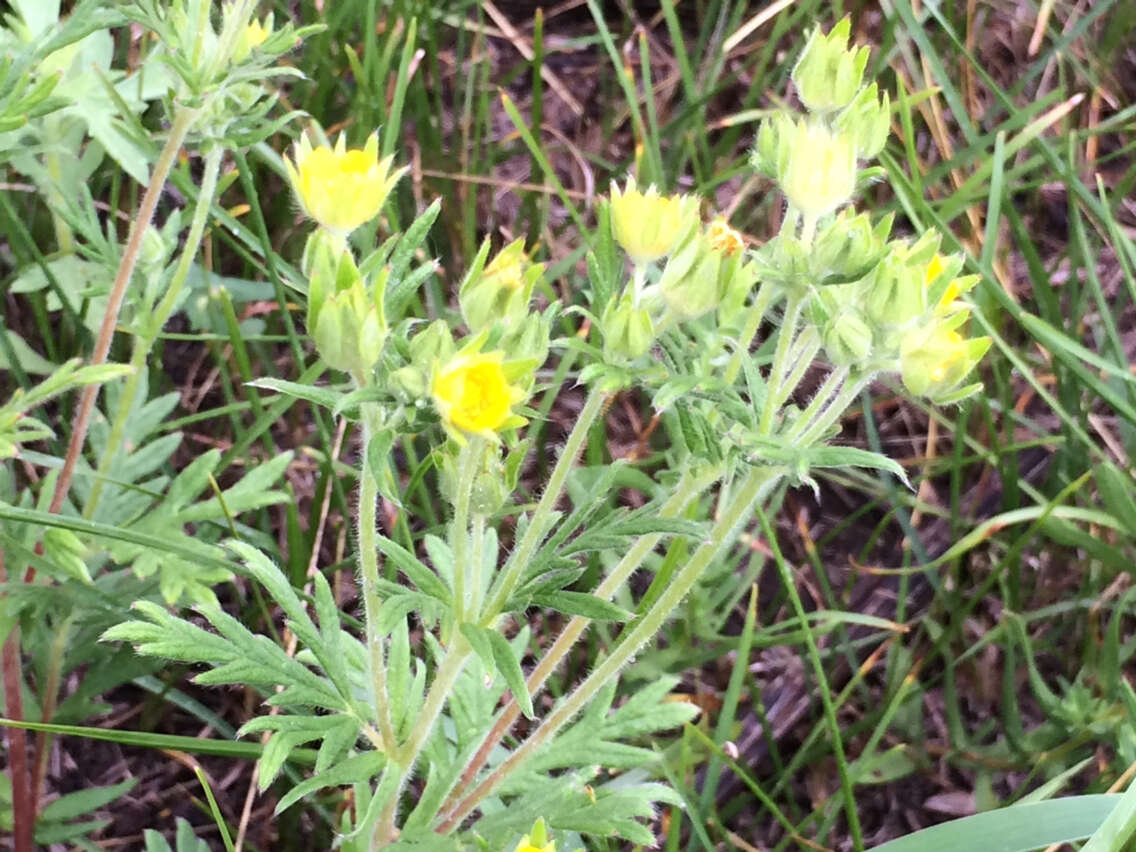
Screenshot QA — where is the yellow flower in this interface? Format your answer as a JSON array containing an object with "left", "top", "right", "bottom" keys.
[
  {"left": 899, "top": 321, "right": 989, "bottom": 400},
  {"left": 923, "top": 253, "right": 979, "bottom": 315},
  {"left": 609, "top": 177, "right": 697, "bottom": 264},
  {"left": 245, "top": 19, "right": 269, "bottom": 49},
  {"left": 780, "top": 121, "right": 857, "bottom": 218},
  {"left": 706, "top": 219, "right": 745, "bottom": 256},
  {"left": 432, "top": 352, "right": 527, "bottom": 438},
  {"left": 284, "top": 133, "right": 406, "bottom": 235}
]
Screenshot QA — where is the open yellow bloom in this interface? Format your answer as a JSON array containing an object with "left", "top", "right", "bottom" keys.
[
  {"left": 284, "top": 133, "right": 406, "bottom": 235},
  {"left": 432, "top": 352, "right": 527, "bottom": 438},
  {"left": 609, "top": 177, "right": 697, "bottom": 264}
]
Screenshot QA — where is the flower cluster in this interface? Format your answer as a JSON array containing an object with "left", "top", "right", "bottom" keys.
[{"left": 599, "top": 178, "right": 757, "bottom": 366}]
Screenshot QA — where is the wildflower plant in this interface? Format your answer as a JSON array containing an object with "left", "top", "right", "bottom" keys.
[{"left": 89, "top": 17, "right": 994, "bottom": 852}]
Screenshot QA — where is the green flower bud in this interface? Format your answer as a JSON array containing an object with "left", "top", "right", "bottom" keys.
[
  {"left": 409, "top": 319, "right": 456, "bottom": 373},
  {"left": 390, "top": 365, "right": 428, "bottom": 399},
  {"left": 659, "top": 229, "right": 723, "bottom": 320},
  {"left": 791, "top": 18, "right": 870, "bottom": 113},
  {"left": 312, "top": 279, "right": 385, "bottom": 376},
  {"left": 813, "top": 209, "right": 893, "bottom": 284},
  {"left": 824, "top": 310, "right": 874, "bottom": 365},
  {"left": 780, "top": 120, "right": 857, "bottom": 219},
  {"left": 499, "top": 309, "right": 551, "bottom": 373},
  {"left": 459, "top": 238, "right": 544, "bottom": 332},
  {"left": 864, "top": 252, "right": 926, "bottom": 331},
  {"left": 837, "top": 83, "right": 891, "bottom": 159},
  {"left": 43, "top": 528, "right": 91, "bottom": 584},
  {"left": 601, "top": 292, "right": 655, "bottom": 362}
]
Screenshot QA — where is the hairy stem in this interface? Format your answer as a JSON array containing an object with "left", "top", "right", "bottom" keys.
[
  {"left": 481, "top": 386, "right": 608, "bottom": 621},
  {"left": 84, "top": 143, "right": 225, "bottom": 519},
  {"left": 795, "top": 373, "right": 871, "bottom": 446},
  {"left": 757, "top": 292, "right": 805, "bottom": 436},
  {"left": 0, "top": 550, "right": 32, "bottom": 852},
  {"left": 438, "top": 465, "right": 785, "bottom": 831},
  {"left": 723, "top": 281, "right": 776, "bottom": 386},
  {"left": 451, "top": 438, "right": 482, "bottom": 625},
  {"left": 783, "top": 366, "right": 849, "bottom": 442},
  {"left": 360, "top": 408, "right": 397, "bottom": 753},
  {"left": 45, "top": 105, "right": 197, "bottom": 526},
  {"left": 443, "top": 464, "right": 721, "bottom": 815}
]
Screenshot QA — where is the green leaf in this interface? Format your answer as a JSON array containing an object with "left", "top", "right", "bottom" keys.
[
  {"left": 275, "top": 751, "right": 386, "bottom": 814},
  {"left": 867, "top": 795, "right": 1123, "bottom": 852},
  {"left": 39, "top": 778, "right": 136, "bottom": 823},
  {"left": 245, "top": 377, "right": 342, "bottom": 410},
  {"left": 531, "top": 591, "right": 633, "bottom": 622},
  {"left": 375, "top": 535, "right": 451, "bottom": 603}
]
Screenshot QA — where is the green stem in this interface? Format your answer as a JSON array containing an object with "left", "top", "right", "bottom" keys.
[
  {"left": 83, "top": 142, "right": 224, "bottom": 519},
  {"left": 382, "top": 636, "right": 474, "bottom": 836},
  {"left": 779, "top": 326, "right": 821, "bottom": 401},
  {"left": 796, "top": 374, "right": 871, "bottom": 446},
  {"left": 755, "top": 505, "right": 864, "bottom": 850},
  {"left": 451, "top": 438, "right": 481, "bottom": 625},
  {"left": 441, "top": 464, "right": 722, "bottom": 817},
  {"left": 469, "top": 512, "right": 487, "bottom": 621},
  {"left": 44, "top": 115, "right": 74, "bottom": 255},
  {"left": 630, "top": 263, "right": 647, "bottom": 308},
  {"left": 783, "top": 366, "right": 849, "bottom": 442},
  {"left": 723, "top": 282, "right": 777, "bottom": 386},
  {"left": 757, "top": 293, "right": 804, "bottom": 436},
  {"left": 438, "top": 464, "right": 785, "bottom": 831},
  {"left": 360, "top": 408, "right": 398, "bottom": 753},
  {"left": 481, "top": 386, "right": 608, "bottom": 621}
]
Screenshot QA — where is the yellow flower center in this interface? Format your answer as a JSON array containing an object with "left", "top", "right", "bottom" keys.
[
  {"left": 246, "top": 20, "right": 269, "bottom": 48},
  {"left": 707, "top": 220, "right": 745, "bottom": 256},
  {"left": 433, "top": 358, "right": 514, "bottom": 434}
]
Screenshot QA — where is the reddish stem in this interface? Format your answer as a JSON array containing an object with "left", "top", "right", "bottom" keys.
[{"left": 1, "top": 551, "right": 34, "bottom": 852}]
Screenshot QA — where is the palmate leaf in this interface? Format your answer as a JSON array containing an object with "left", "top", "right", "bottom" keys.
[
  {"left": 475, "top": 768, "right": 682, "bottom": 849},
  {"left": 506, "top": 678, "right": 699, "bottom": 780}
]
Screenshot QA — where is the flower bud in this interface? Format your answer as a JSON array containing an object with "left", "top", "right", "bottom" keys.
[
  {"left": 459, "top": 239, "right": 543, "bottom": 332},
  {"left": 824, "top": 310, "right": 874, "bottom": 365},
  {"left": 312, "top": 279, "right": 385, "bottom": 376},
  {"left": 780, "top": 120, "right": 857, "bottom": 219},
  {"left": 609, "top": 177, "right": 699, "bottom": 264},
  {"left": 864, "top": 253, "right": 925, "bottom": 331},
  {"left": 813, "top": 210, "right": 892, "bottom": 284},
  {"left": 601, "top": 292, "right": 656, "bottom": 362},
  {"left": 717, "top": 256, "right": 760, "bottom": 331},
  {"left": 233, "top": 15, "right": 272, "bottom": 62},
  {"left": 791, "top": 18, "right": 870, "bottom": 113},
  {"left": 43, "top": 528, "right": 91, "bottom": 584},
  {"left": 499, "top": 310, "right": 551, "bottom": 372},
  {"left": 659, "top": 230, "right": 723, "bottom": 320},
  {"left": 899, "top": 321, "right": 991, "bottom": 401},
  {"left": 837, "top": 83, "right": 891, "bottom": 159}
]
